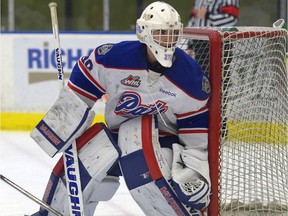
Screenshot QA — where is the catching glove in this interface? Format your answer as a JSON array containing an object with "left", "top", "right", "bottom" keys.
[{"left": 171, "top": 143, "right": 210, "bottom": 210}]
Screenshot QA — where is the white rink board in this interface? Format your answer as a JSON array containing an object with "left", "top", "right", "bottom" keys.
[{"left": 1, "top": 32, "right": 137, "bottom": 113}]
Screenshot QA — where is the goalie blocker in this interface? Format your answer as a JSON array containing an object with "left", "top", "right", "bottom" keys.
[
  {"left": 30, "top": 86, "right": 95, "bottom": 157},
  {"left": 31, "top": 123, "right": 121, "bottom": 216}
]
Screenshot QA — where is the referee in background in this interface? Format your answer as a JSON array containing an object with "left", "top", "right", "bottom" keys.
[{"left": 188, "top": 0, "right": 239, "bottom": 27}]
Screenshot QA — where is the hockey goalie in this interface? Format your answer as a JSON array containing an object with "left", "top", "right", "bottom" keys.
[{"left": 30, "top": 1, "right": 211, "bottom": 215}]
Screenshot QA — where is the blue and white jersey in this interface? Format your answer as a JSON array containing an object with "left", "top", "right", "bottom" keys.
[{"left": 68, "top": 41, "right": 210, "bottom": 150}]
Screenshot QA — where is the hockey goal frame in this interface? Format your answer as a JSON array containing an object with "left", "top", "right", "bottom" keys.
[
  {"left": 183, "top": 27, "right": 223, "bottom": 216},
  {"left": 182, "top": 27, "right": 288, "bottom": 216}
]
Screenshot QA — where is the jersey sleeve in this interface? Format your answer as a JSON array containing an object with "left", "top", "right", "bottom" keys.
[
  {"left": 68, "top": 48, "right": 107, "bottom": 108},
  {"left": 170, "top": 49, "right": 210, "bottom": 151},
  {"left": 176, "top": 105, "right": 209, "bottom": 151}
]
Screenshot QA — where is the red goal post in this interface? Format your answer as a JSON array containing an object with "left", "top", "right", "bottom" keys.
[{"left": 180, "top": 26, "right": 288, "bottom": 216}]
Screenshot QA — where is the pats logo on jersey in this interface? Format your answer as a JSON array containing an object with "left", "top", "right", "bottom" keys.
[
  {"left": 97, "top": 44, "right": 113, "bottom": 55},
  {"left": 115, "top": 91, "right": 168, "bottom": 117},
  {"left": 121, "top": 75, "right": 141, "bottom": 87}
]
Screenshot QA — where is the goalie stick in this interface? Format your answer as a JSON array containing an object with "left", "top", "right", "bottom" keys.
[
  {"left": 48, "top": 2, "right": 85, "bottom": 215},
  {"left": 0, "top": 174, "right": 63, "bottom": 216}
]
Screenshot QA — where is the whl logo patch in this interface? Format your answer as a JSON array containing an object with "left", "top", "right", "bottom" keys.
[{"left": 121, "top": 75, "right": 141, "bottom": 87}]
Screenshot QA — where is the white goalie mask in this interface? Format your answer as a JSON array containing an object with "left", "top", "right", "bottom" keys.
[{"left": 136, "top": 1, "right": 183, "bottom": 67}]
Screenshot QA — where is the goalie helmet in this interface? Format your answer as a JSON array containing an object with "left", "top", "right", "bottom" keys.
[{"left": 136, "top": 1, "right": 183, "bottom": 67}]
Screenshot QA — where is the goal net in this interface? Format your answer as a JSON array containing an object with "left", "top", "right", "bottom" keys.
[{"left": 180, "top": 26, "right": 288, "bottom": 216}]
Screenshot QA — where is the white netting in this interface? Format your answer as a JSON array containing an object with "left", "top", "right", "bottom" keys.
[{"left": 180, "top": 27, "right": 288, "bottom": 216}]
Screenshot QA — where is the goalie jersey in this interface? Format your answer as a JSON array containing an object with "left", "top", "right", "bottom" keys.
[{"left": 68, "top": 40, "right": 210, "bottom": 152}]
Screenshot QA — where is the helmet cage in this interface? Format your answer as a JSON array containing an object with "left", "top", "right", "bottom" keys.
[
  {"left": 151, "top": 24, "right": 182, "bottom": 50},
  {"left": 137, "top": 21, "right": 183, "bottom": 67}
]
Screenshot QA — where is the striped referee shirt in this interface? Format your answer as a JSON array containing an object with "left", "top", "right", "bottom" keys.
[{"left": 188, "top": 0, "right": 239, "bottom": 27}]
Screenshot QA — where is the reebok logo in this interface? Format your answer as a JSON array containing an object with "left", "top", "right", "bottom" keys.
[
  {"left": 121, "top": 75, "right": 141, "bottom": 87},
  {"left": 159, "top": 88, "right": 177, "bottom": 97}
]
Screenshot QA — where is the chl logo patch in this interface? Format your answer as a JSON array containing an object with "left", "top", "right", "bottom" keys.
[
  {"left": 202, "top": 76, "right": 211, "bottom": 94},
  {"left": 97, "top": 44, "right": 113, "bottom": 55},
  {"left": 121, "top": 75, "right": 141, "bottom": 87}
]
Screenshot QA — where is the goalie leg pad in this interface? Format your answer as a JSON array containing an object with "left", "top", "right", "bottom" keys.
[
  {"left": 118, "top": 116, "right": 193, "bottom": 216},
  {"left": 30, "top": 85, "right": 95, "bottom": 157},
  {"left": 34, "top": 175, "right": 120, "bottom": 216},
  {"left": 33, "top": 123, "right": 121, "bottom": 216}
]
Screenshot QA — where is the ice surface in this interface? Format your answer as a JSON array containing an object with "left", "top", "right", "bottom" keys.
[{"left": 0, "top": 131, "right": 145, "bottom": 216}]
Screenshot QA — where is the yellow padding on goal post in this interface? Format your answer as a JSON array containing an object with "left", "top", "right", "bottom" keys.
[
  {"left": 0, "top": 112, "right": 105, "bottom": 131},
  {"left": 227, "top": 121, "right": 288, "bottom": 145}
]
